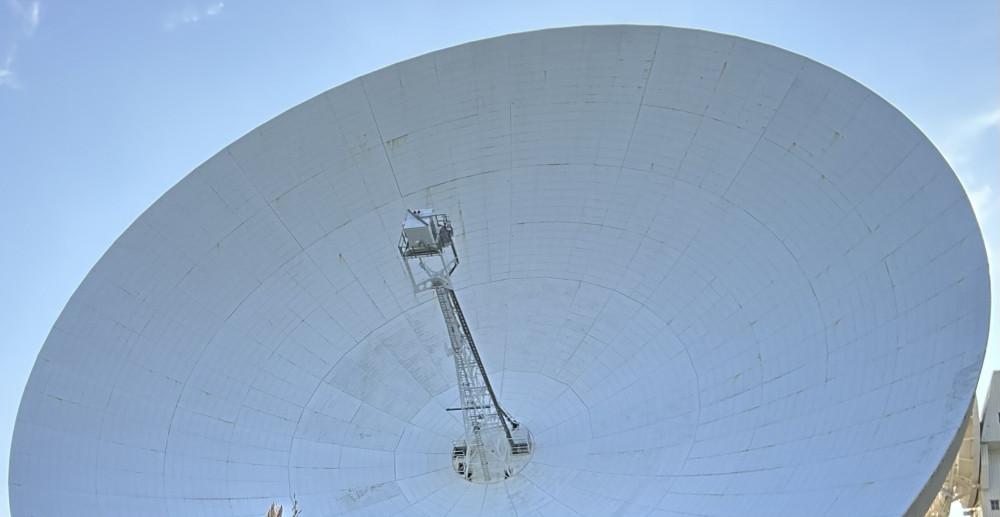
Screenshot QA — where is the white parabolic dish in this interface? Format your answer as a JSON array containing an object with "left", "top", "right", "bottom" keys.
[{"left": 9, "top": 26, "right": 990, "bottom": 517}]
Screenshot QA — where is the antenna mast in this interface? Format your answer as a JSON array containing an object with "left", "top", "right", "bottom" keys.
[{"left": 399, "top": 209, "right": 532, "bottom": 483}]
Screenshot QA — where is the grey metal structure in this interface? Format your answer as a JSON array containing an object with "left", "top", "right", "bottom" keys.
[
  {"left": 398, "top": 209, "right": 532, "bottom": 483},
  {"left": 8, "top": 26, "right": 990, "bottom": 517}
]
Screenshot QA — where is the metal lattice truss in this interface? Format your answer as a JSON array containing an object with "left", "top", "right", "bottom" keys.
[{"left": 399, "top": 210, "right": 532, "bottom": 483}]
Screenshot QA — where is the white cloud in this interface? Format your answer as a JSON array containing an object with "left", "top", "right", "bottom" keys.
[
  {"left": 165, "top": 2, "right": 225, "bottom": 30},
  {"left": 1, "top": 1, "right": 39, "bottom": 90},
  {"left": 5, "top": 0, "right": 40, "bottom": 35},
  {"left": 967, "top": 183, "right": 997, "bottom": 223},
  {"left": 0, "top": 52, "right": 19, "bottom": 89},
  {"left": 935, "top": 105, "right": 1000, "bottom": 241},
  {"left": 939, "top": 106, "right": 1000, "bottom": 168},
  {"left": 26, "top": 1, "right": 39, "bottom": 34}
]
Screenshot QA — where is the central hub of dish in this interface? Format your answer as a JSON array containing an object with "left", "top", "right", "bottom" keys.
[{"left": 451, "top": 424, "right": 533, "bottom": 483}]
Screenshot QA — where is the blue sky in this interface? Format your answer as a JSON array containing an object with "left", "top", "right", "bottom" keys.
[{"left": 1, "top": 1, "right": 997, "bottom": 515}]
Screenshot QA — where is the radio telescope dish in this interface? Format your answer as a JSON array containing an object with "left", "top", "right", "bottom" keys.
[{"left": 9, "top": 26, "right": 989, "bottom": 517}]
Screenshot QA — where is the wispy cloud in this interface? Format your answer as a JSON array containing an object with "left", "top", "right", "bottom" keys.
[
  {"left": 0, "top": 50, "right": 20, "bottom": 89},
  {"left": 939, "top": 106, "right": 1000, "bottom": 168},
  {"left": 967, "top": 182, "right": 997, "bottom": 223},
  {"left": 164, "top": 2, "right": 225, "bottom": 30},
  {"left": 6, "top": 0, "right": 39, "bottom": 34},
  {"left": 1, "top": 0, "right": 39, "bottom": 90},
  {"left": 937, "top": 106, "right": 1000, "bottom": 219},
  {"left": 939, "top": 106, "right": 1000, "bottom": 310}
]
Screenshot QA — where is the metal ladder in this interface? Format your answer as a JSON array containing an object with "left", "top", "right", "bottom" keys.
[{"left": 435, "top": 285, "right": 493, "bottom": 482}]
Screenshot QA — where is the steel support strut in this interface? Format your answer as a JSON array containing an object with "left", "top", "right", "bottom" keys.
[{"left": 398, "top": 209, "right": 532, "bottom": 483}]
